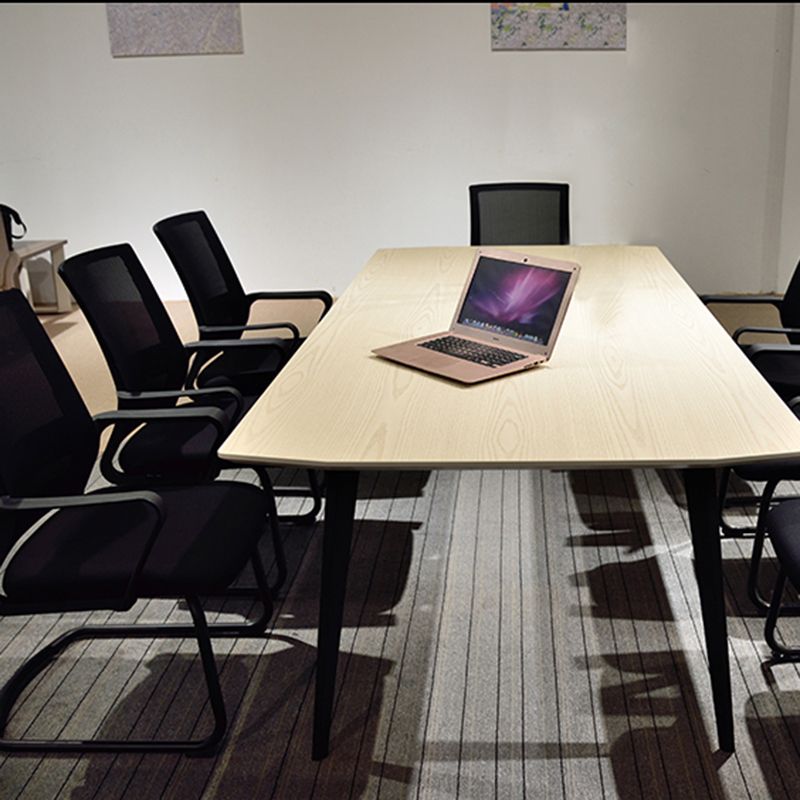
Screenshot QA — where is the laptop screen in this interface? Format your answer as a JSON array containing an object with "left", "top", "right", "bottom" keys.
[{"left": 457, "top": 256, "right": 573, "bottom": 345}]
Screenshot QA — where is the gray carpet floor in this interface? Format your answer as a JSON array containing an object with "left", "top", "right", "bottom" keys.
[{"left": 1, "top": 463, "right": 800, "bottom": 799}]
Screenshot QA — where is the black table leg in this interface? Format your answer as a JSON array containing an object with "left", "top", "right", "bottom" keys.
[
  {"left": 683, "top": 467, "right": 734, "bottom": 752},
  {"left": 312, "top": 469, "right": 359, "bottom": 760}
]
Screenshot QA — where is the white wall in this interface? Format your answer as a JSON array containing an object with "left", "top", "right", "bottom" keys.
[
  {"left": 779, "top": 5, "right": 800, "bottom": 288},
  {"left": 0, "top": 3, "right": 796, "bottom": 299}
]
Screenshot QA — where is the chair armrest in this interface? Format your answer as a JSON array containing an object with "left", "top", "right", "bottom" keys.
[
  {"left": 94, "top": 406, "right": 229, "bottom": 437},
  {"left": 1, "top": 490, "right": 164, "bottom": 517},
  {"left": 199, "top": 321, "right": 300, "bottom": 341},
  {"left": 184, "top": 337, "right": 289, "bottom": 389},
  {"left": 699, "top": 293, "right": 783, "bottom": 307},
  {"left": 0, "top": 490, "right": 165, "bottom": 607},
  {"left": 117, "top": 387, "right": 244, "bottom": 419},
  {"left": 184, "top": 338, "right": 287, "bottom": 352},
  {"left": 246, "top": 290, "right": 334, "bottom": 320},
  {"left": 741, "top": 342, "right": 800, "bottom": 376},
  {"left": 732, "top": 325, "right": 800, "bottom": 344},
  {"left": 93, "top": 407, "right": 229, "bottom": 486}
]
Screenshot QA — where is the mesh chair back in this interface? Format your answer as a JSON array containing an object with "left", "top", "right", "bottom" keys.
[
  {"left": 153, "top": 211, "right": 249, "bottom": 334},
  {"left": 0, "top": 290, "right": 98, "bottom": 551},
  {"left": 780, "top": 260, "right": 800, "bottom": 345},
  {"left": 469, "top": 183, "right": 570, "bottom": 246},
  {"left": 58, "top": 244, "right": 189, "bottom": 396}
]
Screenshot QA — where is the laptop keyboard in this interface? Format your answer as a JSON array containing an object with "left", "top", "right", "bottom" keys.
[{"left": 418, "top": 335, "right": 527, "bottom": 368}]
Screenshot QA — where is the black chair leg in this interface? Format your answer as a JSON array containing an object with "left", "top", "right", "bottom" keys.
[
  {"left": 748, "top": 480, "right": 779, "bottom": 612},
  {"left": 301, "top": 469, "right": 324, "bottom": 522},
  {"left": 745, "top": 483, "right": 800, "bottom": 619},
  {"left": 0, "top": 596, "right": 228, "bottom": 754},
  {"left": 718, "top": 466, "right": 760, "bottom": 537},
  {"left": 207, "top": 546, "right": 275, "bottom": 634},
  {"left": 765, "top": 570, "right": 800, "bottom": 660},
  {"left": 719, "top": 468, "right": 800, "bottom": 538},
  {"left": 256, "top": 468, "right": 289, "bottom": 594},
  {"left": 186, "top": 594, "right": 227, "bottom": 754},
  {"left": 270, "top": 468, "right": 324, "bottom": 526},
  {"left": 717, "top": 467, "right": 737, "bottom": 536}
]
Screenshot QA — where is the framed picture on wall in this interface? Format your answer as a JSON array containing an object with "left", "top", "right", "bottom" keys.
[
  {"left": 491, "top": 3, "right": 627, "bottom": 51},
  {"left": 106, "top": 3, "right": 244, "bottom": 57}
]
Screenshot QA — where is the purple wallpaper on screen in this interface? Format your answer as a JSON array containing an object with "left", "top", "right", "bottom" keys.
[{"left": 458, "top": 257, "right": 571, "bottom": 344}]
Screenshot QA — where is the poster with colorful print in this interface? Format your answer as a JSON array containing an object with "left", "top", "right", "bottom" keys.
[{"left": 491, "top": 3, "right": 626, "bottom": 51}]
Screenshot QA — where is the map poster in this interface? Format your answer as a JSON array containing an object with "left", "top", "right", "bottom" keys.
[
  {"left": 106, "top": 3, "right": 243, "bottom": 57},
  {"left": 491, "top": 3, "right": 627, "bottom": 51}
]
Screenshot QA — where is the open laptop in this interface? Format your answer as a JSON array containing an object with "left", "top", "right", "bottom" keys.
[{"left": 372, "top": 248, "right": 580, "bottom": 384}]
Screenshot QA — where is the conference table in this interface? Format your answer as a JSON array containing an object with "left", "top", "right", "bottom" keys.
[{"left": 219, "top": 244, "right": 800, "bottom": 760}]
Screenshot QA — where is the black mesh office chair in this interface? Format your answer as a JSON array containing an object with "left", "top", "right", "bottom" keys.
[
  {"left": 0, "top": 288, "right": 272, "bottom": 754},
  {"left": 701, "top": 259, "right": 800, "bottom": 399},
  {"left": 58, "top": 245, "right": 322, "bottom": 582},
  {"left": 152, "top": 210, "right": 333, "bottom": 364},
  {"left": 469, "top": 183, "right": 570, "bottom": 246},
  {"left": 59, "top": 243, "right": 290, "bottom": 406},
  {"left": 701, "top": 262, "right": 800, "bottom": 545}
]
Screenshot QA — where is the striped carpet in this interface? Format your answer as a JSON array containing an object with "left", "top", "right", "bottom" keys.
[
  {"left": 1, "top": 462, "right": 800, "bottom": 799},
  {"left": 2, "top": 299, "right": 800, "bottom": 798}
]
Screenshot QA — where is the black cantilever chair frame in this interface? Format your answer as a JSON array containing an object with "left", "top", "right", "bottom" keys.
[
  {"left": 469, "top": 182, "right": 571, "bottom": 247},
  {"left": 0, "top": 289, "right": 273, "bottom": 754}
]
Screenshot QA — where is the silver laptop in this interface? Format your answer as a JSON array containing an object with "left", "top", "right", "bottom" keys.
[{"left": 372, "top": 248, "right": 580, "bottom": 384}]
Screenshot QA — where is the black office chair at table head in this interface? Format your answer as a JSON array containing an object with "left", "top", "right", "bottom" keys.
[
  {"left": 0, "top": 288, "right": 272, "bottom": 754},
  {"left": 469, "top": 182, "right": 570, "bottom": 246}
]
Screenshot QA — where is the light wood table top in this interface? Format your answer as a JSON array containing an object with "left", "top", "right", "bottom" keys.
[
  {"left": 220, "top": 244, "right": 800, "bottom": 471},
  {"left": 219, "top": 243, "right": 782, "bottom": 758}
]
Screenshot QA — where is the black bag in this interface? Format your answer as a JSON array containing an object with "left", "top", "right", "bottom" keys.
[{"left": 1, "top": 205, "right": 27, "bottom": 250}]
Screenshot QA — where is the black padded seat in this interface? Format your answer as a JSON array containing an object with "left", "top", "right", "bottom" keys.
[
  {"left": 3, "top": 482, "right": 266, "bottom": 604},
  {"left": 136, "top": 482, "right": 266, "bottom": 595}
]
